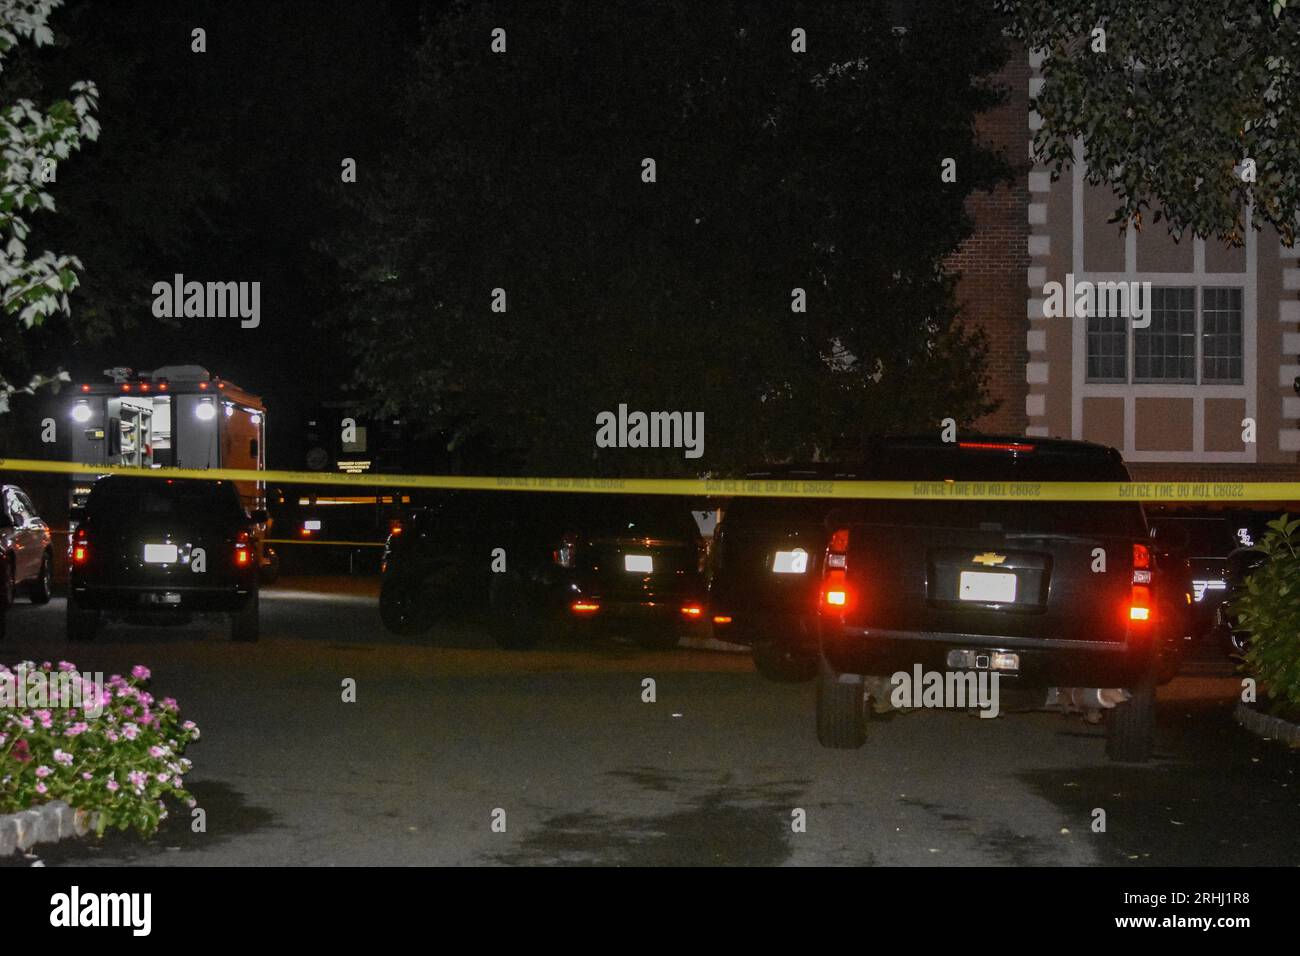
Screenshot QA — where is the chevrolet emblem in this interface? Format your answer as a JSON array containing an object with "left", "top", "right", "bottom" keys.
[{"left": 972, "top": 552, "right": 1007, "bottom": 566}]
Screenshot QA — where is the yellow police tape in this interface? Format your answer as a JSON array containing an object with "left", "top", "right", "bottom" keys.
[{"left": 0, "top": 457, "right": 1296, "bottom": 502}]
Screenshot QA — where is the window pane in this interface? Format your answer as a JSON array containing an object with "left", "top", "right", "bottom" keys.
[
  {"left": 1134, "top": 287, "right": 1195, "bottom": 382},
  {"left": 1201, "top": 287, "right": 1243, "bottom": 384},
  {"left": 1086, "top": 312, "right": 1128, "bottom": 382}
]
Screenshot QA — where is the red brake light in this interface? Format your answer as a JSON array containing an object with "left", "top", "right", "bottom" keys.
[
  {"left": 72, "top": 544, "right": 89, "bottom": 565},
  {"left": 570, "top": 601, "right": 599, "bottom": 614},
  {"left": 713, "top": 615, "right": 733, "bottom": 625},
  {"left": 1132, "top": 543, "right": 1150, "bottom": 570},
  {"left": 1129, "top": 584, "right": 1152, "bottom": 622},
  {"left": 680, "top": 604, "right": 703, "bottom": 618},
  {"left": 957, "top": 441, "right": 1036, "bottom": 452}
]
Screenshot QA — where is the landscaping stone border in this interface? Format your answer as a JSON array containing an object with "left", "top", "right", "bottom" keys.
[
  {"left": 1235, "top": 702, "right": 1300, "bottom": 747},
  {"left": 0, "top": 801, "right": 98, "bottom": 857}
]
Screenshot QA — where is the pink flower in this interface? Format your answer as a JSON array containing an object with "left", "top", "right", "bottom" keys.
[
  {"left": 106, "top": 779, "right": 119, "bottom": 792},
  {"left": 156, "top": 773, "right": 170, "bottom": 783},
  {"left": 63, "top": 722, "right": 89, "bottom": 737},
  {"left": 53, "top": 749, "right": 74, "bottom": 766},
  {"left": 58, "top": 661, "right": 76, "bottom": 672},
  {"left": 131, "top": 665, "right": 151, "bottom": 681},
  {"left": 35, "top": 782, "right": 47, "bottom": 795},
  {"left": 149, "top": 746, "right": 166, "bottom": 759},
  {"left": 35, "top": 765, "right": 52, "bottom": 778},
  {"left": 82, "top": 772, "right": 92, "bottom": 781},
  {"left": 122, "top": 723, "right": 139, "bottom": 741}
]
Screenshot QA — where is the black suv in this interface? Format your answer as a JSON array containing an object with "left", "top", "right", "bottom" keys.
[
  {"left": 67, "top": 477, "right": 264, "bottom": 642},
  {"left": 815, "top": 437, "right": 1181, "bottom": 762},
  {"left": 380, "top": 491, "right": 706, "bottom": 649},
  {"left": 709, "top": 463, "right": 868, "bottom": 682}
]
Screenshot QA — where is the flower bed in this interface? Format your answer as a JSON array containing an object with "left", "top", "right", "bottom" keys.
[{"left": 1, "top": 662, "right": 200, "bottom": 838}]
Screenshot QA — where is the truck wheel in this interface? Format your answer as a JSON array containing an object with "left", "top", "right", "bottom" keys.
[
  {"left": 230, "top": 589, "right": 260, "bottom": 642},
  {"left": 632, "top": 626, "right": 680, "bottom": 651},
  {"left": 1106, "top": 682, "right": 1155, "bottom": 762},
  {"left": 487, "top": 574, "right": 545, "bottom": 649},
  {"left": 379, "top": 571, "right": 435, "bottom": 636},
  {"left": 66, "top": 594, "right": 100, "bottom": 642},
  {"left": 753, "top": 641, "right": 818, "bottom": 683},
  {"left": 816, "top": 660, "right": 868, "bottom": 749},
  {"left": 28, "top": 552, "right": 53, "bottom": 604}
]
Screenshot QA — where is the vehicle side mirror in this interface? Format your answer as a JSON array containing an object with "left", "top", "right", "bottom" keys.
[{"left": 250, "top": 509, "right": 269, "bottom": 524}]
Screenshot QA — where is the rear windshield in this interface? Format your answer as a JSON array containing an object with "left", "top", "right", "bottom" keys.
[
  {"left": 839, "top": 445, "right": 1145, "bottom": 537},
  {"left": 1149, "top": 518, "right": 1236, "bottom": 557},
  {"left": 88, "top": 479, "right": 244, "bottom": 522}
]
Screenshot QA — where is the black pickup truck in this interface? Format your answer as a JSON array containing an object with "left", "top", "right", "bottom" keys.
[
  {"left": 815, "top": 437, "right": 1179, "bottom": 762},
  {"left": 709, "top": 463, "right": 868, "bottom": 681}
]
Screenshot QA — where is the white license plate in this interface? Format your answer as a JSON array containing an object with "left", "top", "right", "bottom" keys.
[
  {"left": 772, "top": 549, "right": 809, "bottom": 574},
  {"left": 959, "top": 570, "right": 1016, "bottom": 603},
  {"left": 143, "top": 544, "right": 178, "bottom": 564},
  {"left": 624, "top": 554, "right": 654, "bottom": 573}
]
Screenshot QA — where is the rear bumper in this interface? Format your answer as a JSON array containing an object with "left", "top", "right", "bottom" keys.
[
  {"left": 820, "top": 623, "right": 1161, "bottom": 688},
  {"left": 70, "top": 582, "right": 255, "bottom": 613},
  {"left": 710, "top": 609, "right": 818, "bottom": 649}
]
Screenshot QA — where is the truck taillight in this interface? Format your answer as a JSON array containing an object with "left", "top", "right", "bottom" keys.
[
  {"left": 1129, "top": 585, "right": 1151, "bottom": 622},
  {"left": 821, "top": 528, "right": 851, "bottom": 611},
  {"left": 553, "top": 533, "right": 578, "bottom": 568},
  {"left": 1129, "top": 543, "right": 1152, "bottom": 622},
  {"left": 235, "top": 532, "right": 251, "bottom": 567},
  {"left": 71, "top": 527, "right": 90, "bottom": 565}
]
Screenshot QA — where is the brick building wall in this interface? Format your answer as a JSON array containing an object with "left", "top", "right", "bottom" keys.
[{"left": 945, "top": 54, "right": 1032, "bottom": 436}]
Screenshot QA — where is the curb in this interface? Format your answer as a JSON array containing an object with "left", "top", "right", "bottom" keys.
[
  {"left": 1234, "top": 702, "right": 1300, "bottom": 747},
  {"left": 0, "top": 801, "right": 98, "bottom": 857}
]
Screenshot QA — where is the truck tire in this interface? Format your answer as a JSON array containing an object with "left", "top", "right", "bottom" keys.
[
  {"left": 66, "top": 594, "right": 100, "bottom": 642},
  {"left": 230, "top": 589, "right": 260, "bottom": 642},
  {"left": 379, "top": 570, "right": 435, "bottom": 636},
  {"left": 632, "top": 625, "right": 680, "bottom": 651},
  {"left": 487, "top": 574, "right": 545, "bottom": 649},
  {"left": 1106, "top": 682, "right": 1155, "bottom": 762},
  {"left": 28, "top": 552, "right": 53, "bottom": 604},
  {"left": 816, "top": 661, "right": 868, "bottom": 749},
  {"left": 753, "top": 641, "right": 818, "bottom": 683}
]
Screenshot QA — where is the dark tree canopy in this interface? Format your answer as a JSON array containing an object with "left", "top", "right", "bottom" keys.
[{"left": 330, "top": 0, "right": 1014, "bottom": 475}]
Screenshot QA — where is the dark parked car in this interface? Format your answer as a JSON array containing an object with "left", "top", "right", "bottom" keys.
[
  {"left": 1211, "top": 545, "right": 1269, "bottom": 656},
  {"left": 816, "top": 437, "right": 1183, "bottom": 762},
  {"left": 1147, "top": 514, "right": 1239, "bottom": 640},
  {"left": 709, "top": 463, "right": 867, "bottom": 682},
  {"left": 67, "top": 477, "right": 264, "bottom": 642},
  {"left": 1, "top": 483, "right": 54, "bottom": 611},
  {"left": 380, "top": 491, "right": 707, "bottom": 649}
]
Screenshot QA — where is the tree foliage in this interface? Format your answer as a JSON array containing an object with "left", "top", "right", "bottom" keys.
[
  {"left": 999, "top": 0, "right": 1300, "bottom": 245},
  {"left": 0, "top": 0, "right": 96, "bottom": 409},
  {"left": 329, "top": 0, "right": 1013, "bottom": 475}
]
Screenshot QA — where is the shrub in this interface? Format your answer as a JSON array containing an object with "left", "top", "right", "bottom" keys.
[
  {"left": 1233, "top": 516, "right": 1300, "bottom": 719},
  {"left": 0, "top": 661, "right": 200, "bottom": 836}
]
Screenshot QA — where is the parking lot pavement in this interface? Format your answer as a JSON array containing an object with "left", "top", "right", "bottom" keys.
[{"left": 2, "top": 577, "right": 1296, "bottom": 867}]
